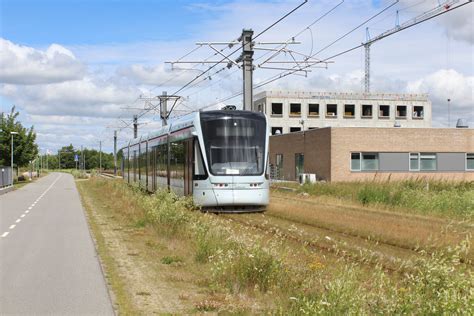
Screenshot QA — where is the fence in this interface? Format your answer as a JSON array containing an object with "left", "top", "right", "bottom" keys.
[{"left": 0, "top": 167, "right": 13, "bottom": 188}]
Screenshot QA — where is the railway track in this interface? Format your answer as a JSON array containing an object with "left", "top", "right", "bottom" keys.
[{"left": 219, "top": 192, "right": 473, "bottom": 271}]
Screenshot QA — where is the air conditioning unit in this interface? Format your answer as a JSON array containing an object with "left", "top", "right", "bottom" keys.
[{"left": 298, "top": 173, "right": 317, "bottom": 184}]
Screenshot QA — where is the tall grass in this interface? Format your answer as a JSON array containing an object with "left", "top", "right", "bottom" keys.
[
  {"left": 92, "top": 178, "right": 473, "bottom": 314},
  {"left": 297, "top": 179, "right": 474, "bottom": 218}
]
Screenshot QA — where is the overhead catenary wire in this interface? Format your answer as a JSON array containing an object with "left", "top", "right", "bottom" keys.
[
  {"left": 164, "top": 0, "right": 309, "bottom": 118},
  {"left": 183, "top": 0, "right": 345, "bottom": 106}
]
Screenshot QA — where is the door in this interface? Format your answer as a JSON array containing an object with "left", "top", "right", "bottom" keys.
[
  {"left": 184, "top": 139, "right": 193, "bottom": 196},
  {"left": 295, "top": 153, "right": 304, "bottom": 181}
]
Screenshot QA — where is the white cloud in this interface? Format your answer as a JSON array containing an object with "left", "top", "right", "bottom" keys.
[
  {"left": 406, "top": 69, "right": 474, "bottom": 126},
  {"left": 117, "top": 64, "right": 197, "bottom": 86},
  {"left": 0, "top": 38, "right": 85, "bottom": 85},
  {"left": 1, "top": 76, "right": 141, "bottom": 118},
  {"left": 395, "top": 0, "right": 474, "bottom": 44}
]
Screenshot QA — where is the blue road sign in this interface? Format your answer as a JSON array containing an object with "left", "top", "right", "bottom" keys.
[{"left": 74, "top": 154, "right": 79, "bottom": 162}]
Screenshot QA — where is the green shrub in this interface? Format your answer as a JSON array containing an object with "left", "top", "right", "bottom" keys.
[
  {"left": 212, "top": 244, "right": 284, "bottom": 293},
  {"left": 161, "top": 255, "right": 183, "bottom": 265}
]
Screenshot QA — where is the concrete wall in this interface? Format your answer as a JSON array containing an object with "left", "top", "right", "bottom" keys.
[{"left": 254, "top": 91, "right": 432, "bottom": 135}]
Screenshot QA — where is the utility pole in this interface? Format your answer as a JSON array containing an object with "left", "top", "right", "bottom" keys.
[
  {"left": 166, "top": 29, "right": 318, "bottom": 113},
  {"left": 81, "top": 145, "right": 83, "bottom": 171},
  {"left": 113, "top": 130, "right": 117, "bottom": 176},
  {"left": 58, "top": 150, "right": 61, "bottom": 170},
  {"left": 239, "top": 29, "right": 254, "bottom": 111},
  {"left": 99, "top": 140, "right": 102, "bottom": 173},
  {"left": 160, "top": 91, "right": 168, "bottom": 126},
  {"left": 447, "top": 98, "right": 451, "bottom": 127},
  {"left": 133, "top": 115, "right": 138, "bottom": 139}
]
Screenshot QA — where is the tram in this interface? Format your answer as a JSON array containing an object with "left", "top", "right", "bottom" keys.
[{"left": 121, "top": 110, "right": 269, "bottom": 210}]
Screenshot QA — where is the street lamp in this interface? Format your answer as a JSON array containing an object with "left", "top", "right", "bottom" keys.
[{"left": 10, "top": 132, "right": 18, "bottom": 185}]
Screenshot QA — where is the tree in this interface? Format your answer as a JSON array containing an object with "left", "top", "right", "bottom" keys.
[{"left": 0, "top": 106, "right": 38, "bottom": 167}]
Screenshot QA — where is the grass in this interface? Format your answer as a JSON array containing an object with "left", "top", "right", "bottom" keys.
[
  {"left": 283, "top": 179, "right": 474, "bottom": 219},
  {"left": 78, "top": 177, "right": 473, "bottom": 314}
]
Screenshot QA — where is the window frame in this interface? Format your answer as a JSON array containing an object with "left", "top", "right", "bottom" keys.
[
  {"left": 289, "top": 103, "right": 302, "bottom": 116},
  {"left": 308, "top": 103, "right": 320, "bottom": 117},
  {"left": 420, "top": 153, "right": 437, "bottom": 171},
  {"left": 409, "top": 153, "right": 420, "bottom": 171},
  {"left": 362, "top": 104, "right": 373, "bottom": 118},
  {"left": 466, "top": 153, "right": 474, "bottom": 171},
  {"left": 290, "top": 127, "right": 301, "bottom": 133},
  {"left": 350, "top": 152, "right": 379, "bottom": 172},
  {"left": 271, "top": 127, "right": 283, "bottom": 135},
  {"left": 379, "top": 105, "right": 390, "bottom": 119},
  {"left": 396, "top": 105, "right": 408, "bottom": 119},
  {"left": 344, "top": 104, "right": 355, "bottom": 118},
  {"left": 413, "top": 106, "right": 424, "bottom": 119},
  {"left": 350, "top": 152, "right": 361, "bottom": 171},
  {"left": 326, "top": 104, "right": 338, "bottom": 118},
  {"left": 271, "top": 102, "right": 283, "bottom": 116}
]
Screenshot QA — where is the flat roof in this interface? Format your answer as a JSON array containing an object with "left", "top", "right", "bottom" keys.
[{"left": 255, "top": 90, "right": 429, "bottom": 102}]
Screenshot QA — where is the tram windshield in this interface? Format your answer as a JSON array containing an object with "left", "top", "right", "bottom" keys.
[{"left": 200, "top": 111, "right": 266, "bottom": 176}]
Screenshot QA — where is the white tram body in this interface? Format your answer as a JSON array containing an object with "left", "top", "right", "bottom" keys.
[{"left": 121, "top": 110, "right": 269, "bottom": 210}]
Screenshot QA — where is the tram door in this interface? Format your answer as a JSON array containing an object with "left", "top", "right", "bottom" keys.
[{"left": 184, "top": 139, "right": 193, "bottom": 196}]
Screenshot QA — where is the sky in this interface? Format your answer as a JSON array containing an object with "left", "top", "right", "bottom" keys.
[{"left": 0, "top": 0, "right": 473, "bottom": 153}]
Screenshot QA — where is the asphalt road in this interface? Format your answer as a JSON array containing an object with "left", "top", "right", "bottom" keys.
[{"left": 0, "top": 173, "right": 115, "bottom": 315}]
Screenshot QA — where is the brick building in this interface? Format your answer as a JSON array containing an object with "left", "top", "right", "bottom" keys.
[
  {"left": 253, "top": 90, "right": 432, "bottom": 135},
  {"left": 269, "top": 127, "right": 474, "bottom": 182}
]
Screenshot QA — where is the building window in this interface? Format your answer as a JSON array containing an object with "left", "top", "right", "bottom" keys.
[
  {"left": 344, "top": 104, "right": 355, "bottom": 118},
  {"left": 396, "top": 105, "right": 407, "bottom": 118},
  {"left": 271, "top": 127, "right": 283, "bottom": 135},
  {"left": 308, "top": 103, "right": 319, "bottom": 117},
  {"left": 351, "top": 153, "right": 379, "bottom": 171},
  {"left": 326, "top": 104, "right": 337, "bottom": 118},
  {"left": 290, "top": 127, "right": 301, "bottom": 133},
  {"left": 362, "top": 153, "right": 379, "bottom": 171},
  {"left": 362, "top": 104, "right": 372, "bottom": 118},
  {"left": 271, "top": 103, "right": 283, "bottom": 116},
  {"left": 420, "top": 153, "right": 436, "bottom": 171},
  {"left": 413, "top": 106, "right": 424, "bottom": 119},
  {"left": 409, "top": 153, "right": 420, "bottom": 171},
  {"left": 257, "top": 103, "right": 264, "bottom": 113},
  {"left": 351, "top": 153, "right": 361, "bottom": 171},
  {"left": 409, "top": 153, "right": 437, "bottom": 171},
  {"left": 276, "top": 154, "right": 283, "bottom": 179},
  {"left": 295, "top": 153, "right": 304, "bottom": 178},
  {"left": 379, "top": 105, "right": 390, "bottom": 118},
  {"left": 467, "top": 153, "right": 474, "bottom": 170},
  {"left": 290, "top": 103, "right": 301, "bottom": 116}
]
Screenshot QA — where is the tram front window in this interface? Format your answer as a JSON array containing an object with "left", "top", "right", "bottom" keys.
[{"left": 201, "top": 112, "right": 266, "bottom": 176}]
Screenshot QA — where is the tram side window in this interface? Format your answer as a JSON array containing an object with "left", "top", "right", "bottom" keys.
[
  {"left": 133, "top": 150, "right": 137, "bottom": 180},
  {"left": 156, "top": 144, "right": 167, "bottom": 178},
  {"left": 170, "top": 142, "right": 185, "bottom": 180},
  {"left": 194, "top": 140, "right": 207, "bottom": 180}
]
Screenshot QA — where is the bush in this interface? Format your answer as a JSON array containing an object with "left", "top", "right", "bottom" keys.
[{"left": 212, "top": 244, "right": 284, "bottom": 293}]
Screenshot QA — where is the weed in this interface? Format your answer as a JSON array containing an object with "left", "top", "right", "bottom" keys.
[
  {"left": 195, "top": 299, "right": 220, "bottom": 312},
  {"left": 161, "top": 255, "right": 183, "bottom": 265}
]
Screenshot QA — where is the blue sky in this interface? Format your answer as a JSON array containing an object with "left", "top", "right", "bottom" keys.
[
  {"left": 0, "top": 0, "right": 472, "bottom": 152},
  {"left": 1, "top": 0, "right": 221, "bottom": 44}
]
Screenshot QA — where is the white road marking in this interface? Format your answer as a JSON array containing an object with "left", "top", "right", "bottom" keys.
[{"left": 1, "top": 175, "right": 63, "bottom": 241}]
